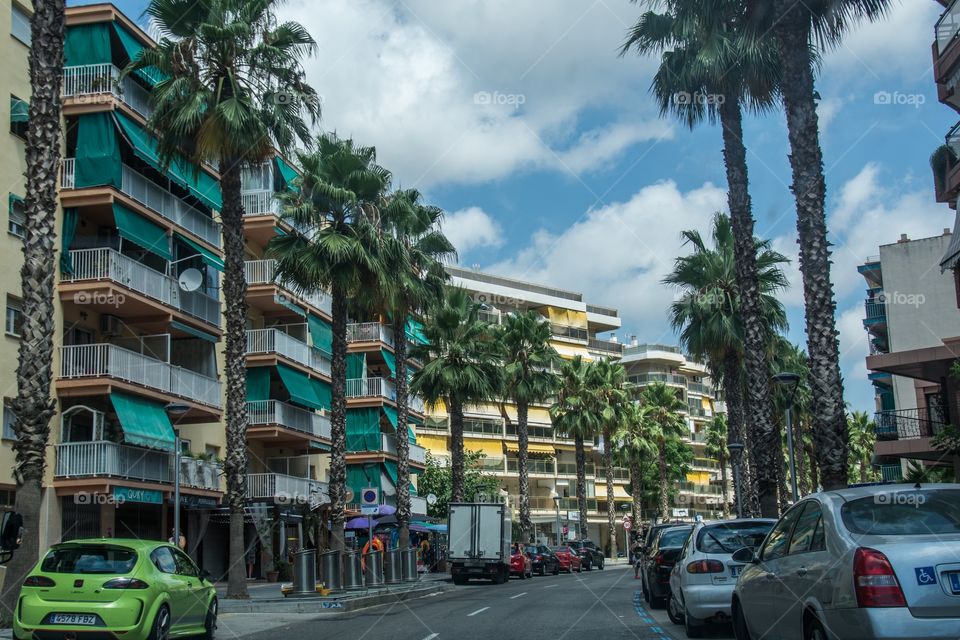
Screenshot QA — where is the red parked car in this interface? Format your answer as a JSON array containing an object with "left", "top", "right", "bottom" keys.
[
  {"left": 510, "top": 544, "right": 533, "bottom": 579},
  {"left": 551, "top": 545, "right": 582, "bottom": 573}
]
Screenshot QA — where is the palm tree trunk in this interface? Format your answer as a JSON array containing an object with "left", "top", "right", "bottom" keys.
[
  {"left": 604, "top": 427, "right": 616, "bottom": 559},
  {"left": 718, "top": 453, "right": 730, "bottom": 519},
  {"left": 392, "top": 313, "right": 411, "bottom": 551},
  {"left": 719, "top": 96, "right": 779, "bottom": 518},
  {"left": 776, "top": 436, "right": 789, "bottom": 512},
  {"left": 860, "top": 456, "right": 869, "bottom": 484},
  {"left": 0, "top": 0, "right": 64, "bottom": 622},
  {"left": 219, "top": 157, "right": 249, "bottom": 599},
  {"left": 796, "top": 419, "right": 809, "bottom": 495},
  {"left": 806, "top": 440, "right": 819, "bottom": 492},
  {"left": 575, "top": 435, "right": 588, "bottom": 538},
  {"left": 630, "top": 460, "right": 642, "bottom": 524},
  {"left": 328, "top": 283, "right": 348, "bottom": 553},
  {"left": 773, "top": 0, "right": 848, "bottom": 490},
  {"left": 722, "top": 354, "right": 747, "bottom": 516},
  {"left": 657, "top": 444, "right": 669, "bottom": 519},
  {"left": 449, "top": 398, "right": 466, "bottom": 502},
  {"left": 517, "top": 401, "right": 532, "bottom": 542}
]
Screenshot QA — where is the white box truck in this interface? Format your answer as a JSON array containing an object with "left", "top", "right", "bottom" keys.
[{"left": 447, "top": 502, "right": 511, "bottom": 585}]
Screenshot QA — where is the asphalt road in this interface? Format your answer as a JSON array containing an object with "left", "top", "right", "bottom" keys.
[{"left": 235, "top": 565, "right": 733, "bottom": 640}]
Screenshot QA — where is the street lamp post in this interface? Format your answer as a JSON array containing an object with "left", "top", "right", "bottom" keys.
[
  {"left": 165, "top": 403, "right": 190, "bottom": 548},
  {"left": 727, "top": 442, "right": 744, "bottom": 518},
  {"left": 773, "top": 372, "right": 802, "bottom": 503},
  {"left": 553, "top": 495, "right": 561, "bottom": 546}
]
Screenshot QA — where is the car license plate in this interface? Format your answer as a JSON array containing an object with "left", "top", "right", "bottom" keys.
[
  {"left": 50, "top": 614, "right": 97, "bottom": 626},
  {"left": 730, "top": 565, "right": 743, "bottom": 578},
  {"left": 949, "top": 572, "right": 960, "bottom": 595}
]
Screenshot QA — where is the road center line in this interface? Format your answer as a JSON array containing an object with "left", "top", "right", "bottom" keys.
[
  {"left": 423, "top": 635, "right": 439, "bottom": 640},
  {"left": 467, "top": 607, "right": 490, "bottom": 617},
  {"left": 544, "top": 584, "right": 558, "bottom": 589},
  {"left": 510, "top": 592, "right": 527, "bottom": 599}
]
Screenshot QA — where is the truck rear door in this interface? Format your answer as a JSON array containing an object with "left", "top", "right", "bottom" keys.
[{"left": 448, "top": 504, "right": 476, "bottom": 560}]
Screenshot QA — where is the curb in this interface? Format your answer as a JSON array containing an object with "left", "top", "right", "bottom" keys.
[{"left": 218, "top": 582, "right": 455, "bottom": 614}]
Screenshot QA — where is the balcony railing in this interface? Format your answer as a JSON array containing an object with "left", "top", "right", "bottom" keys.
[
  {"left": 505, "top": 423, "right": 553, "bottom": 440},
  {"left": 556, "top": 462, "right": 595, "bottom": 476},
  {"left": 246, "top": 472, "right": 326, "bottom": 504},
  {"left": 596, "top": 467, "right": 631, "bottom": 481},
  {"left": 875, "top": 408, "right": 948, "bottom": 441},
  {"left": 247, "top": 400, "right": 331, "bottom": 440},
  {"left": 463, "top": 419, "right": 504, "bottom": 437},
  {"left": 550, "top": 323, "right": 589, "bottom": 341},
  {"left": 346, "top": 322, "right": 394, "bottom": 346},
  {"left": 54, "top": 440, "right": 221, "bottom": 491},
  {"left": 380, "top": 434, "right": 427, "bottom": 465},
  {"left": 346, "top": 377, "right": 425, "bottom": 413},
  {"left": 61, "top": 160, "right": 221, "bottom": 248},
  {"left": 241, "top": 190, "right": 282, "bottom": 216},
  {"left": 588, "top": 337, "right": 624, "bottom": 354},
  {"left": 678, "top": 481, "right": 724, "bottom": 496},
  {"left": 60, "top": 343, "right": 221, "bottom": 407},
  {"left": 62, "top": 64, "right": 152, "bottom": 117},
  {"left": 937, "top": 0, "right": 960, "bottom": 55},
  {"left": 508, "top": 495, "right": 598, "bottom": 512},
  {"left": 629, "top": 373, "right": 688, "bottom": 386},
  {"left": 246, "top": 328, "right": 331, "bottom": 376},
  {"left": 244, "top": 259, "right": 332, "bottom": 316},
  {"left": 691, "top": 458, "right": 720, "bottom": 471},
  {"left": 65, "top": 248, "right": 220, "bottom": 327},
  {"left": 622, "top": 343, "right": 682, "bottom": 356},
  {"left": 506, "top": 459, "right": 555, "bottom": 474},
  {"left": 864, "top": 300, "right": 887, "bottom": 323},
  {"left": 687, "top": 381, "right": 713, "bottom": 395}
]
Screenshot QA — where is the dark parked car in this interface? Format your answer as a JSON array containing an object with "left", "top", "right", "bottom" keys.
[
  {"left": 640, "top": 525, "right": 692, "bottom": 609},
  {"left": 569, "top": 539, "right": 604, "bottom": 571},
  {"left": 525, "top": 545, "right": 560, "bottom": 576}
]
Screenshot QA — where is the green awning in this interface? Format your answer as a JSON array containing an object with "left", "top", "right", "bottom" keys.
[
  {"left": 382, "top": 405, "right": 398, "bottom": 428},
  {"left": 246, "top": 367, "right": 271, "bottom": 402},
  {"left": 176, "top": 233, "right": 224, "bottom": 272},
  {"left": 309, "top": 441, "right": 331, "bottom": 452},
  {"left": 274, "top": 295, "right": 306, "bottom": 317},
  {"left": 274, "top": 156, "right": 300, "bottom": 193},
  {"left": 110, "top": 392, "right": 176, "bottom": 451},
  {"left": 346, "top": 353, "right": 366, "bottom": 379},
  {"left": 113, "top": 112, "right": 222, "bottom": 211},
  {"left": 383, "top": 460, "right": 416, "bottom": 493},
  {"left": 310, "top": 378, "right": 331, "bottom": 410},
  {"left": 111, "top": 23, "right": 166, "bottom": 86},
  {"left": 347, "top": 465, "right": 378, "bottom": 498},
  {"left": 346, "top": 407, "right": 381, "bottom": 451},
  {"left": 276, "top": 363, "right": 322, "bottom": 410},
  {"left": 75, "top": 112, "right": 121, "bottom": 188},
  {"left": 308, "top": 315, "right": 332, "bottom": 355},
  {"left": 113, "top": 203, "right": 172, "bottom": 261},
  {"left": 381, "top": 348, "right": 396, "bottom": 377},
  {"left": 10, "top": 97, "right": 28, "bottom": 123},
  {"left": 60, "top": 207, "right": 78, "bottom": 274},
  {"left": 274, "top": 226, "right": 287, "bottom": 236},
  {"left": 171, "top": 320, "right": 218, "bottom": 343},
  {"left": 65, "top": 23, "right": 111, "bottom": 66},
  {"left": 405, "top": 316, "right": 428, "bottom": 345}
]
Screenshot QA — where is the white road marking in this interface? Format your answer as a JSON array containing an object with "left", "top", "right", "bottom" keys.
[
  {"left": 423, "top": 634, "right": 439, "bottom": 640},
  {"left": 510, "top": 592, "right": 527, "bottom": 599},
  {"left": 467, "top": 607, "right": 490, "bottom": 617},
  {"left": 544, "top": 584, "right": 558, "bottom": 589}
]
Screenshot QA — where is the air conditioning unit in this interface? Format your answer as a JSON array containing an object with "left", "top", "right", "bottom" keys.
[{"left": 100, "top": 314, "right": 122, "bottom": 336}]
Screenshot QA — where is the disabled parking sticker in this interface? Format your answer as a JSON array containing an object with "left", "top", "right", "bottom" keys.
[{"left": 915, "top": 566, "right": 937, "bottom": 586}]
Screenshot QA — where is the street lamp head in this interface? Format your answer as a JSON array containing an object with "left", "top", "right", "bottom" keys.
[
  {"left": 165, "top": 403, "right": 190, "bottom": 417},
  {"left": 552, "top": 495, "right": 561, "bottom": 504},
  {"left": 727, "top": 442, "right": 745, "bottom": 455},
  {"left": 772, "top": 372, "right": 802, "bottom": 388}
]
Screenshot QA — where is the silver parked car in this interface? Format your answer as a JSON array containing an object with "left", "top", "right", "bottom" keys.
[
  {"left": 667, "top": 518, "right": 776, "bottom": 637},
  {"left": 732, "top": 483, "right": 960, "bottom": 640}
]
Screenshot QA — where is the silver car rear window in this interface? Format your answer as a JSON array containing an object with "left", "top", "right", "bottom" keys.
[
  {"left": 841, "top": 489, "right": 960, "bottom": 535},
  {"left": 696, "top": 521, "right": 774, "bottom": 553}
]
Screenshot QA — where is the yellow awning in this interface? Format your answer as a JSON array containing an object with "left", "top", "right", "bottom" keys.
[
  {"left": 595, "top": 484, "right": 631, "bottom": 500},
  {"left": 504, "top": 442, "right": 554, "bottom": 455},
  {"left": 701, "top": 397, "right": 711, "bottom": 410},
  {"left": 551, "top": 342, "right": 593, "bottom": 360},
  {"left": 554, "top": 443, "right": 577, "bottom": 452},
  {"left": 416, "top": 434, "right": 449, "bottom": 454},
  {"left": 463, "top": 402, "right": 503, "bottom": 418},
  {"left": 502, "top": 405, "right": 552, "bottom": 424},
  {"left": 463, "top": 438, "right": 505, "bottom": 456}
]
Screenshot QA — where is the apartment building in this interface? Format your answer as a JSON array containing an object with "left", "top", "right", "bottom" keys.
[
  {"left": 416, "top": 266, "right": 624, "bottom": 546},
  {"left": 620, "top": 343, "right": 729, "bottom": 520}
]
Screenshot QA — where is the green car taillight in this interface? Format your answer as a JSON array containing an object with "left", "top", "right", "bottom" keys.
[
  {"left": 102, "top": 577, "right": 150, "bottom": 589},
  {"left": 22, "top": 576, "right": 55, "bottom": 587}
]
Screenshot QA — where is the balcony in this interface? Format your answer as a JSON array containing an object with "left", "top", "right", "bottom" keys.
[
  {"left": 346, "top": 377, "right": 425, "bottom": 413},
  {"left": 244, "top": 259, "right": 332, "bottom": 317},
  {"left": 246, "top": 472, "right": 327, "bottom": 506},
  {"left": 506, "top": 459, "right": 555, "bottom": 475},
  {"left": 63, "top": 248, "right": 220, "bottom": 327},
  {"left": 934, "top": 124, "right": 960, "bottom": 206},
  {"left": 241, "top": 190, "right": 282, "bottom": 217},
  {"left": 556, "top": 462, "right": 595, "bottom": 476},
  {"left": 588, "top": 337, "right": 624, "bottom": 355},
  {"left": 691, "top": 458, "right": 720, "bottom": 471},
  {"left": 687, "top": 381, "right": 713, "bottom": 396},
  {"left": 678, "top": 481, "right": 724, "bottom": 497},
  {"left": 596, "top": 467, "right": 631, "bottom": 482},
  {"left": 346, "top": 322, "right": 395, "bottom": 346},
  {"left": 863, "top": 300, "right": 889, "bottom": 335},
  {"left": 550, "top": 323, "right": 588, "bottom": 342},
  {"left": 935, "top": 2, "right": 960, "bottom": 109},
  {"left": 874, "top": 408, "right": 947, "bottom": 441},
  {"left": 54, "top": 441, "right": 221, "bottom": 492},
  {"left": 508, "top": 495, "right": 598, "bottom": 513},
  {"left": 463, "top": 419, "right": 504, "bottom": 438},
  {"left": 505, "top": 423, "right": 553, "bottom": 441},
  {"left": 380, "top": 434, "right": 427, "bottom": 466},
  {"left": 622, "top": 343, "right": 683, "bottom": 358},
  {"left": 61, "top": 160, "right": 221, "bottom": 248},
  {"left": 247, "top": 400, "right": 331, "bottom": 441},
  {"left": 62, "top": 63, "right": 152, "bottom": 117},
  {"left": 59, "top": 343, "right": 222, "bottom": 408},
  {"left": 629, "top": 373, "right": 688, "bottom": 387},
  {"left": 246, "top": 328, "right": 331, "bottom": 377}
]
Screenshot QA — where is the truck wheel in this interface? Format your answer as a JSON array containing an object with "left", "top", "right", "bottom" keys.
[{"left": 453, "top": 575, "right": 467, "bottom": 586}]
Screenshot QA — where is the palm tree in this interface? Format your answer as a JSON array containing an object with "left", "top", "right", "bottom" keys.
[
  {"left": 638, "top": 383, "right": 689, "bottom": 518},
  {"left": 663, "top": 213, "right": 788, "bottom": 516},
  {"left": 270, "top": 134, "right": 390, "bottom": 556},
  {"left": 848, "top": 411, "right": 877, "bottom": 483},
  {"left": 129, "top": 0, "right": 320, "bottom": 598},
  {"left": 550, "top": 356, "right": 598, "bottom": 537},
  {"left": 378, "top": 189, "right": 455, "bottom": 550},
  {"left": 410, "top": 288, "right": 501, "bottom": 502},
  {"left": 704, "top": 415, "right": 731, "bottom": 518},
  {"left": 587, "top": 358, "right": 629, "bottom": 559},
  {"left": 623, "top": 0, "right": 784, "bottom": 517},
  {"left": 497, "top": 312, "right": 561, "bottom": 541},
  {"left": 615, "top": 403, "right": 657, "bottom": 527},
  {"left": 0, "top": 0, "right": 66, "bottom": 619},
  {"left": 751, "top": 0, "right": 894, "bottom": 489}
]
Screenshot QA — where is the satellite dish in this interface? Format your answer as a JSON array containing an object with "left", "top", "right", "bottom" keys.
[
  {"left": 178, "top": 268, "right": 203, "bottom": 293},
  {"left": 344, "top": 488, "right": 354, "bottom": 503},
  {"left": 426, "top": 493, "right": 438, "bottom": 506}
]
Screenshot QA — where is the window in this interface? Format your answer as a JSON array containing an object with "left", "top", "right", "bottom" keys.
[
  {"left": 9, "top": 96, "right": 28, "bottom": 139},
  {"left": 41, "top": 546, "right": 137, "bottom": 574},
  {"left": 2, "top": 401, "right": 15, "bottom": 440},
  {"left": 180, "top": 439, "right": 191, "bottom": 453},
  {"left": 696, "top": 520, "right": 774, "bottom": 554},
  {"left": 150, "top": 547, "right": 177, "bottom": 574},
  {"left": 173, "top": 549, "right": 199, "bottom": 577},
  {"left": 841, "top": 489, "right": 960, "bottom": 535},
  {"left": 8, "top": 195, "right": 24, "bottom": 238},
  {"left": 760, "top": 504, "right": 803, "bottom": 562},
  {"left": 5, "top": 297, "right": 23, "bottom": 337},
  {"left": 787, "top": 502, "right": 823, "bottom": 555},
  {"left": 10, "top": 4, "right": 30, "bottom": 46}
]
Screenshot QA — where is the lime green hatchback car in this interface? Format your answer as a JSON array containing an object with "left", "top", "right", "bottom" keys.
[{"left": 14, "top": 539, "right": 217, "bottom": 640}]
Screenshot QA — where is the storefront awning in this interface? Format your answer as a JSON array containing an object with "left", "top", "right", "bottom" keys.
[
  {"left": 276, "top": 363, "right": 323, "bottom": 410},
  {"left": 504, "top": 442, "right": 554, "bottom": 455},
  {"left": 113, "top": 203, "right": 172, "bottom": 261},
  {"left": 110, "top": 392, "right": 176, "bottom": 451},
  {"left": 176, "top": 233, "right": 224, "bottom": 272}
]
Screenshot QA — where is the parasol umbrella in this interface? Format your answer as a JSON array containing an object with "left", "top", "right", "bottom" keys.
[
  {"left": 409, "top": 523, "right": 431, "bottom": 533},
  {"left": 376, "top": 504, "right": 397, "bottom": 516},
  {"left": 346, "top": 516, "right": 377, "bottom": 529},
  {"left": 375, "top": 515, "right": 398, "bottom": 527}
]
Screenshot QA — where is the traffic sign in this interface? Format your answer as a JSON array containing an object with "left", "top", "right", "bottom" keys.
[
  {"left": 623, "top": 519, "right": 632, "bottom": 530},
  {"left": 567, "top": 511, "right": 580, "bottom": 521},
  {"left": 361, "top": 487, "right": 379, "bottom": 515}
]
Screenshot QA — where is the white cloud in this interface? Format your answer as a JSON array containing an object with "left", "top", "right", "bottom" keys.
[{"left": 441, "top": 207, "right": 504, "bottom": 258}]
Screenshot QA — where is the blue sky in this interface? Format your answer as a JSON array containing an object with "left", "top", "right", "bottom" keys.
[{"left": 78, "top": 0, "right": 953, "bottom": 412}]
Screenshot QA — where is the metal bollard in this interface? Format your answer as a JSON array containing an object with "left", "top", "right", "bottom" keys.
[
  {"left": 342, "top": 550, "right": 363, "bottom": 590},
  {"left": 292, "top": 550, "right": 317, "bottom": 594},
  {"left": 401, "top": 548, "right": 418, "bottom": 582},
  {"left": 383, "top": 549, "right": 402, "bottom": 585},
  {"left": 364, "top": 550, "right": 384, "bottom": 587},
  {"left": 320, "top": 550, "right": 342, "bottom": 592}
]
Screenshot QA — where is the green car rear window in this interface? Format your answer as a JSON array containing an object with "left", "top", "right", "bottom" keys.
[{"left": 41, "top": 546, "right": 138, "bottom": 574}]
